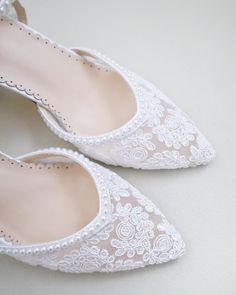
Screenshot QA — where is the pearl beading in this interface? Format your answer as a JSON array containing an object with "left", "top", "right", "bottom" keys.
[
  {"left": 0, "top": 17, "right": 110, "bottom": 134},
  {"left": 0, "top": 148, "right": 112, "bottom": 257},
  {"left": 0, "top": 154, "right": 74, "bottom": 170},
  {"left": 0, "top": 229, "right": 18, "bottom": 246},
  {"left": 0, "top": 0, "right": 13, "bottom": 16},
  {"left": 38, "top": 48, "right": 153, "bottom": 147},
  {"left": 0, "top": 13, "right": 152, "bottom": 146}
]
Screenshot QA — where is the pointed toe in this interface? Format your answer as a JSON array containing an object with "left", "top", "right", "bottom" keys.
[
  {"left": 188, "top": 133, "right": 215, "bottom": 167},
  {"left": 144, "top": 220, "right": 186, "bottom": 265},
  {"left": 140, "top": 200, "right": 186, "bottom": 265},
  {"left": 35, "top": 46, "right": 214, "bottom": 170},
  {"left": 105, "top": 174, "right": 186, "bottom": 269},
  {"left": 72, "top": 67, "right": 215, "bottom": 169},
  {"left": 1, "top": 150, "right": 184, "bottom": 273}
]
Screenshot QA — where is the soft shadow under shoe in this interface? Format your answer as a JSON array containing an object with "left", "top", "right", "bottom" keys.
[{"left": 0, "top": 148, "right": 185, "bottom": 273}]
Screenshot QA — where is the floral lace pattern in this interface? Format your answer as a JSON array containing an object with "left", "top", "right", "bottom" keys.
[
  {"left": 77, "top": 66, "right": 215, "bottom": 169},
  {"left": 7, "top": 164, "right": 185, "bottom": 273},
  {"left": 0, "top": 2, "right": 214, "bottom": 170},
  {"left": 56, "top": 50, "right": 214, "bottom": 169}
]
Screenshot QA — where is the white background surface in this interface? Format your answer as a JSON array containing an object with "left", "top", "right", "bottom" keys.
[{"left": 0, "top": 1, "right": 235, "bottom": 294}]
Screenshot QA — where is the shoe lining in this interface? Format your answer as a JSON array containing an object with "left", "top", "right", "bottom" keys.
[
  {"left": 0, "top": 16, "right": 136, "bottom": 136},
  {"left": 0, "top": 154, "right": 99, "bottom": 245}
]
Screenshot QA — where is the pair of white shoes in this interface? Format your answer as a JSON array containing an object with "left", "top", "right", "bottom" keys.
[{"left": 0, "top": 0, "right": 215, "bottom": 273}]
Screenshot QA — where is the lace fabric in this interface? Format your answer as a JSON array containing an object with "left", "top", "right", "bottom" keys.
[
  {"left": 0, "top": 1, "right": 215, "bottom": 169},
  {"left": 70, "top": 53, "right": 215, "bottom": 169},
  {"left": 36, "top": 48, "right": 215, "bottom": 169},
  {"left": 0, "top": 149, "right": 185, "bottom": 273}
]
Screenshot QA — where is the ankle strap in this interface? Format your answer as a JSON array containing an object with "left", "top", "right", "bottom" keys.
[
  {"left": 0, "top": 0, "right": 27, "bottom": 24},
  {"left": 12, "top": 0, "right": 27, "bottom": 24}
]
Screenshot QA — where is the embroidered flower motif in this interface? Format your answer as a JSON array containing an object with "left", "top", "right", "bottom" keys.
[
  {"left": 152, "top": 108, "right": 197, "bottom": 149},
  {"left": 72, "top": 63, "right": 214, "bottom": 169},
  {"left": 107, "top": 173, "right": 130, "bottom": 201},
  {"left": 129, "top": 147, "right": 148, "bottom": 161},
  {"left": 144, "top": 150, "right": 190, "bottom": 169},
  {"left": 157, "top": 219, "right": 186, "bottom": 252},
  {"left": 143, "top": 222, "right": 185, "bottom": 265},
  {"left": 8, "top": 167, "right": 185, "bottom": 273},
  {"left": 116, "top": 221, "right": 135, "bottom": 241},
  {"left": 143, "top": 247, "right": 173, "bottom": 264},
  {"left": 131, "top": 187, "right": 164, "bottom": 216},
  {"left": 114, "top": 147, "right": 148, "bottom": 167},
  {"left": 153, "top": 234, "right": 173, "bottom": 252},
  {"left": 189, "top": 135, "right": 215, "bottom": 166},
  {"left": 146, "top": 96, "right": 165, "bottom": 127},
  {"left": 111, "top": 203, "right": 154, "bottom": 258},
  {"left": 88, "top": 223, "right": 114, "bottom": 245},
  {"left": 121, "top": 129, "right": 155, "bottom": 151},
  {"left": 58, "top": 245, "right": 115, "bottom": 273}
]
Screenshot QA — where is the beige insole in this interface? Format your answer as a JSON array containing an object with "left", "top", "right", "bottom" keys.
[
  {"left": 0, "top": 16, "right": 136, "bottom": 136},
  {"left": 0, "top": 155, "right": 99, "bottom": 245}
]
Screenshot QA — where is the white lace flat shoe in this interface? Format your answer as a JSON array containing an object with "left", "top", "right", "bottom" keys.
[
  {"left": 0, "top": 1, "right": 215, "bottom": 170},
  {"left": 0, "top": 147, "right": 185, "bottom": 273}
]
